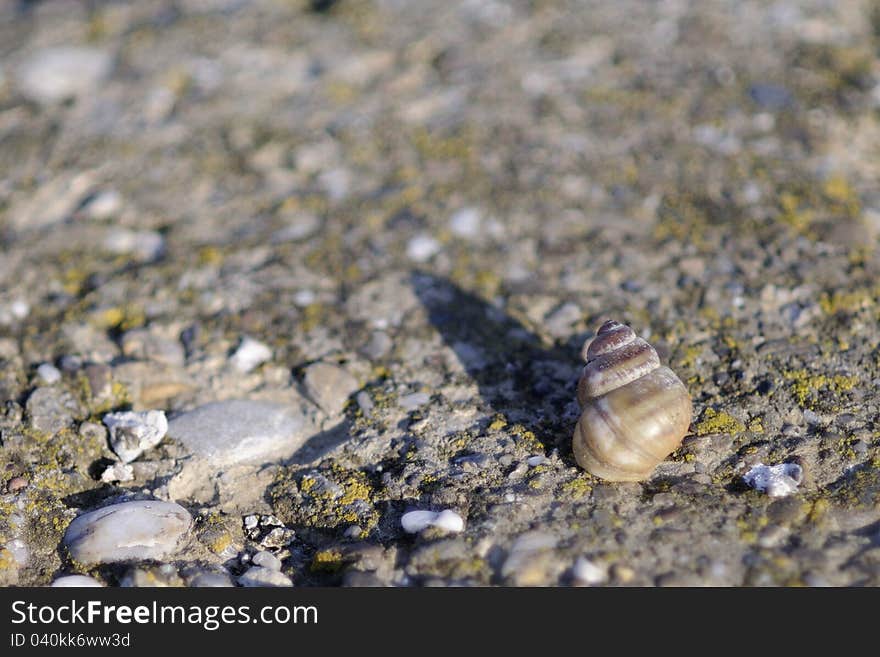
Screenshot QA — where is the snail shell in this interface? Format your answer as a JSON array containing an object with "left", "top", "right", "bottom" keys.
[{"left": 572, "top": 320, "right": 692, "bottom": 482}]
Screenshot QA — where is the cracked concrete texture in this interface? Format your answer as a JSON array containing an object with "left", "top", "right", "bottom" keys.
[{"left": 1, "top": 0, "right": 880, "bottom": 586}]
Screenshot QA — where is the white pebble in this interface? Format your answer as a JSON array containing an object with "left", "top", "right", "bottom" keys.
[
  {"left": 103, "top": 229, "right": 165, "bottom": 262},
  {"left": 230, "top": 336, "right": 272, "bottom": 373},
  {"left": 50, "top": 575, "right": 104, "bottom": 588},
  {"left": 449, "top": 207, "right": 482, "bottom": 239},
  {"left": 11, "top": 300, "right": 29, "bottom": 320},
  {"left": 572, "top": 557, "right": 607, "bottom": 585},
  {"left": 237, "top": 567, "right": 292, "bottom": 587},
  {"left": 85, "top": 190, "right": 123, "bottom": 219},
  {"left": 36, "top": 363, "right": 62, "bottom": 384},
  {"left": 743, "top": 462, "right": 803, "bottom": 497},
  {"left": 103, "top": 410, "right": 168, "bottom": 463},
  {"left": 252, "top": 551, "right": 282, "bottom": 572},
  {"left": 527, "top": 455, "right": 546, "bottom": 467},
  {"left": 401, "top": 509, "right": 464, "bottom": 534},
  {"left": 406, "top": 234, "right": 442, "bottom": 263},
  {"left": 293, "top": 289, "right": 316, "bottom": 306},
  {"left": 100, "top": 462, "right": 134, "bottom": 483}
]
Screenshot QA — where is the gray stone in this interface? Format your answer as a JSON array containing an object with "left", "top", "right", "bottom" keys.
[
  {"left": 26, "top": 387, "right": 82, "bottom": 434},
  {"left": 302, "top": 362, "right": 359, "bottom": 416},
  {"left": 63, "top": 501, "right": 192, "bottom": 565},
  {"left": 16, "top": 47, "right": 112, "bottom": 104},
  {"left": 167, "top": 400, "right": 310, "bottom": 467}
]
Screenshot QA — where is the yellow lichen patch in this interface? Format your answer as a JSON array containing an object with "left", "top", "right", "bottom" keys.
[
  {"left": 560, "top": 477, "right": 592, "bottom": 499},
  {"left": 748, "top": 417, "right": 765, "bottom": 434},
  {"left": 93, "top": 304, "right": 145, "bottom": 331},
  {"left": 693, "top": 408, "right": 745, "bottom": 436},
  {"left": 197, "top": 245, "right": 223, "bottom": 266},
  {"left": 488, "top": 415, "right": 507, "bottom": 432},
  {"left": 818, "top": 289, "right": 874, "bottom": 315},
  {"left": 676, "top": 344, "right": 703, "bottom": 369},
  {"left": 783, "top": 369, "right": 858, "bottom": 407},
  {"left": 310, "top": 549, "right": 345, "bottom": 573}
]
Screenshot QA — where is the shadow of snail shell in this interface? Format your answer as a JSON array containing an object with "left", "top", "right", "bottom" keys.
[{"left": 573, "top": 320, "right": 692, "bottom": 482}]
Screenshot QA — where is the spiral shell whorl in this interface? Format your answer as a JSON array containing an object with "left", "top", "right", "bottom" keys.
[{"left": 573, "top": 320, "right": 692, "bottom": 482}]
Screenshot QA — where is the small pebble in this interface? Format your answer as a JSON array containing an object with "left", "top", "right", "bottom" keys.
[
  {"left": 449, "top": 207, "right": 482, "bottom": 239},
  {"left": 398, "top": 391, "right": 430, "bottom": 411},
  {"left": 103, "top": 229, "right": 165, "bottom": 262},
  {"left": 188, "top": 572, "right": 234, "bottom": 587},
  {"left": 50, "top": 575, "right": 104, "bottom": 588},
  {"left": 743, "top": 462, "right": 803, "bottom": 497},
  {"left": 527, "top": 455, "right": 546, "bottom": 467},
  {"left": 63, "top": 500, "right": 192, "bottom": 565},
  {"left": 572, "top": 557, "right": 607, "bottom": 585},
  {"left": 7, "top": 476, "right": 28, "bottom": 493},
  {"left": 252, "top": 551, "right": 282, "bottom": 572},
  {"left": 100, "top": 462, "right": 134, "bottom": 483},
  {"left": 230, "top": 336, "right": 272, "bottom": 373},
  {"left": 103, "top": 410, "right": 168, "bottom": 463},
  {"left": 36, "top": 363, "right": 62, "bottom": 385},
  {"left": 406, "top": 234, "right": 442, "bottom": 263},
  {"left": 356, "top": 391, "right": 374, "bottom": 416},
  {"left": 237, "top": 567, "right": 292, "bottom": 587},
  {"left": 302, "top": 362, "right": 359, "bottom": 415},
  {"left": 401, "top": 509, "right": 464, "bottom": 534}
]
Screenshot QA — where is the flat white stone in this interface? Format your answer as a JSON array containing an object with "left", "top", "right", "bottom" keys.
[
  {"left": 63, "top": 501, "right": 192, "bottom": 565},
  {"left": 167, "top": 400, "right": 309, "bottom": 467},
  {"left": 50, "top": 575, "right": 104, "bottom": 588},
  {"left": 103, "top": 410, "right": 168, "bottom": 463}
]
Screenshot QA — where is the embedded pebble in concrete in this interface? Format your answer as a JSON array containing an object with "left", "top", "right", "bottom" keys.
[
  {"left": 167, "top": 400, "right": 310, "bottom": 467},
  {"left": 743, "top": 463, "right": 804, "bottom": 497},
  {"left": 36, "top": 363, "right": 61, "bottom": 385},
  {"left": 188, "top": 572, "right": 235, "bottom": 587},
  {"left": 100, "top": 462, "right": 134, "bottom": 483},
  {"left": 103, "top": 410, "right": 169, "bottom": 463},
  {"left": 103, "top": 229, "right": 165, "bottom": 262},
  {"left": 15, "top": 47, "right": 112, "bottom": 104},
  {"left": 302, "top": 362, "right": 359, "bottom": 416},
  {"left": 398, "top": 391, "right": 431, "bottom": 411},
  {"left": 251, "top": 551, "right": 282, "bottom": 571},
  {"left": 50, "top": 575, "right": 104, "bottom": 588},
  {"left": 230, "top": 336, "right": 272, "bottom": 373},
  {"left": 572, "top": 557, "right": 608, "bottom": 586},
  {"left": 237, "top": 567, "right": 292, "bottom": 587},
  {"left": 406, "top": 234, "right": 442, "bottom": 262},
  {"left": 449, "top": 207, "right": 482, "bottom": 239},
  {"left": 25, "top": 387, "right": 82, "bottom": 434},
  {"left": 63, "top": 501, "right": 192, "bottom": 565},
  {"left": 401, "top": 510, "right": 465, "bottom": 534}
]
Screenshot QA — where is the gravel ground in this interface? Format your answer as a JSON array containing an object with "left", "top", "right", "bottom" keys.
[{"left": 1, "top": 0, "right": 880, "bottom": 587}]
